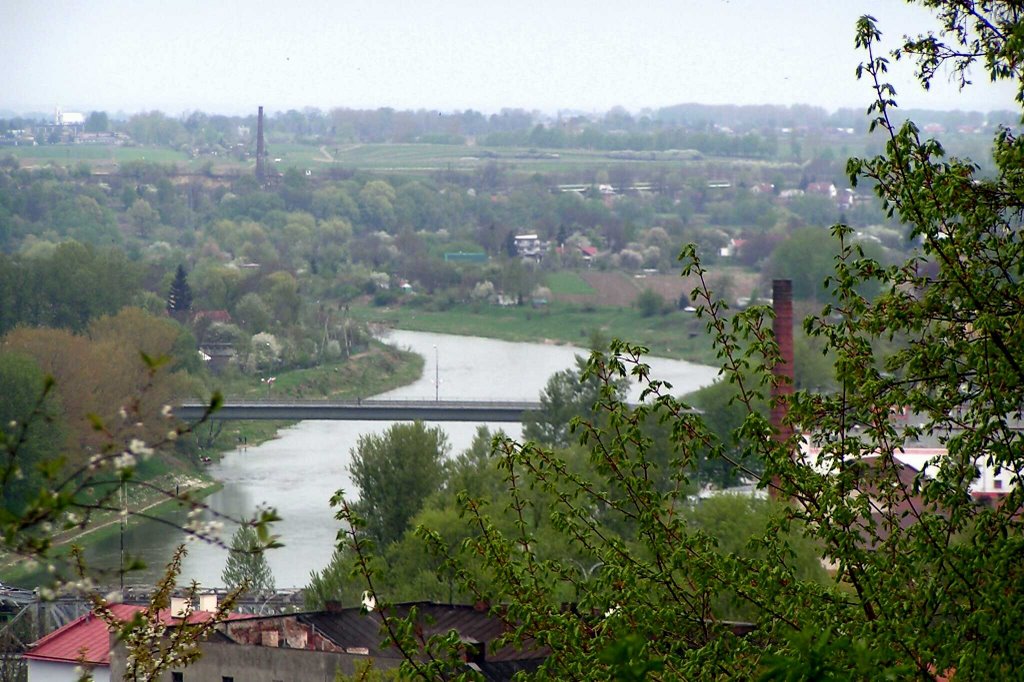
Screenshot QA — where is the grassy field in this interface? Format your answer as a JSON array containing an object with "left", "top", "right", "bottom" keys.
[
  {"left": 3, "top": 141, "right": 757, "bottom": 179},
  {"left": 0, "top": 474, "right": 220, "bottom": 585},
  {"left": 210, "top": 341, "right": 422, "bottom": 401},
  {"left": 4, "top": 144, "right": 190, "bottom": 165},
  {"left": 545, "top": 271, "right": 596, "bottom": 295},
  {"left": 349, "top": 300, "right": 717, "bottom": 364}
]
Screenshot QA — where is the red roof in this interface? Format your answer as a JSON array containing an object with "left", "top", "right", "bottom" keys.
[
  {"left": 25, "top": 604, "right": 144, "bottom": 666},
  {"left": 25, "top": 605, "right": 249, "bottom": 666}
]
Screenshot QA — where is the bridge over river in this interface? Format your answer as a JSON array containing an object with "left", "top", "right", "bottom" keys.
[{"left": 173, "top": 399, "right": 541, "bottom": 422}]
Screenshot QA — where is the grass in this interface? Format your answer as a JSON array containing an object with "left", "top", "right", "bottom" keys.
[
  {"left": 0, "top": 476, "right": 220, "bottom": 586},
  {"left": 545, "top": 271, "right": 596, "bottom": 295},
  {"left": 348, "top": 300, "right": 717, "bottom": 364},
  {"left": 5, "top": 145, "right": 189, "bottom": 165},
  {"left": 5, "top": 141, "right": 775, "bottom": 179},
  {"left": 209, "top": 341, "right": 423, "bottom": 402}
]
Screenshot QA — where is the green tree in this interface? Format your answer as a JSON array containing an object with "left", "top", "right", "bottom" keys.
[
  {"left": 333, "top": 5, "right": 1024, "bottom": 679},
  {"left": 634, "top": 287, "right": 665, "bottom": 317},
  {"left": 305, "top": 548, "right": 374, "bottom": 610},
  {"left": 348, "top": 422, "right": 449, "bottom": 547},
  {"left": 127, "top": 197, "right": 160, "bottom": 237},
  {"left": 84, "top": 111, "right": 109, "bottom": 133},
  {"left": 50, "top": 195, "right": 121, "bottom": 245},
  {"left": 772, "top": 226, "right": 886, "bottom": 303},
  {"left": 166, "top": 264, "right": 193, "bottom": 318},
  {"left": 264, "top": 270, "right": 300, "bottom": 326},
  {"left": 523, "top": 355, "right": 627, "bottom": 448},
  {"left": 769, "top": 226, "right": 837, "bottom": 302},
  {"left": 0, "top": 353, "right": 63, "bottom": 516},
  {"left": 358, "top": 180, "right": 397, "bottom": 232},
  {"left": 221, "top": 525, "right": 276, "bottom": 598},
  {"left": 233, "top": 292, "right": 272, "bottom": 333}
]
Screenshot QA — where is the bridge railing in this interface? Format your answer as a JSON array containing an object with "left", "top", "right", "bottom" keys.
[{"left": 175, "top": 398, "right": 542, "bottom": 409}]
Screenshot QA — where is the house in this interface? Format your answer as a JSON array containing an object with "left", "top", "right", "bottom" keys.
[
  {"left": 805, "top": 182, "right": 837, "bottom": 198},
  {"left": 196, "top": 342, "right": 236, "bottom": 373},
  {"left": 513, "top": 234, "right": 546, "bottom": 261},
  {"left": 24, "top": 603, "right": 243, "bottom": 682},
  {"left": 108, "top": 602, "right": 548, "bottom": 682},
  {"left": 24, "top": 604, "right": 142, "bottom": 682},
  {"left": 719, "top": 237, "right": 746, "bottom": 258},
  {"left": 836, "top": 187, "right": 857, "bottom": 210},
  {"left": 190, "top": 310, "right": 232, "bottom": 325},
  {"left": 799, "top": 439, "right": 1017, "bottom": 548}
]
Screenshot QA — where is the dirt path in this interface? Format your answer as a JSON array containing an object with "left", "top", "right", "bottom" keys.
[
  {"left": 318, "top": 145, "right": 334, "bottom": 162},
  {"left": 52, "top": 475, "right": 211, "bottom": 548}
]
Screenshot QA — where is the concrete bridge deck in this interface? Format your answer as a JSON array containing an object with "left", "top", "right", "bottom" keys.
[{"left": 173, "top": 399, "right": 541, "bottom": 422}]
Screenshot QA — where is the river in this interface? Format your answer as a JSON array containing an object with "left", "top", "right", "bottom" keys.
[{"left": 95, "top": 330, "right": 719, "bottom": 588}]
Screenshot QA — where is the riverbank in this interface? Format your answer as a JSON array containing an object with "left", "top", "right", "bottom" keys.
[
  {"left": 347, "top": 300, "right": 718, "bottom": 365},
  {"left": 0, "top": 473, "right": 220, "bottom": 585},
  {"left": 0, "top": 343, "right": 426, "bottom": 587},
  {"left": 191, "top": 341, "right": 425, "bottom": 456}
]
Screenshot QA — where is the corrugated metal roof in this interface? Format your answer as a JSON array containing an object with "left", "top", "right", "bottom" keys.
[
  {"left": 25, "top": 605, "right": 251, "bottom": 665},
  {"left": 297, "top": 602, "right": 542, "bottom": 662},
  {"left": 24, "top": 604, "right": 144, "bottom": 665}
]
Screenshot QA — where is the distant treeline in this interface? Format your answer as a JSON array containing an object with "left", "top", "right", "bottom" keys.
[{"left": 3, "top": 103, "right": 1015, "bottom": 151}]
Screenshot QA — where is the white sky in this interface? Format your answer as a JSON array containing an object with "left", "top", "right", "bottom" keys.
[{"left": 2, "top": 0, "right": 1019, "bottom": 117}]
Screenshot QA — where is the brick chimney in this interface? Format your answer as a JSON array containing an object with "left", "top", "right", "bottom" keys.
[{"left": 770, "top": 280, "right": 794, "bottom": 494}]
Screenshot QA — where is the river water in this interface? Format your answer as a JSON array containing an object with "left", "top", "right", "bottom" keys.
[{"left": 96, "top": 330, "right": 718, "bottom": 588}]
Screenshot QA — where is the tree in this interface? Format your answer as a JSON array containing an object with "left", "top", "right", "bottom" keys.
[
  {"left": 127, "top": 197, "right": 160, "bottom": 237},
  {"left": 769, "top": 226, "right": 838, "bottom": 302},
  {"left": 634, "top": 287, "right": 665, "bottom": 317},
  {"left": 347, "top": 422, "right": 449, "bottom": 547},
  {"left": 50, "top": 195, "right": 121, "bottom": 245},
  {"left": 234, "top": 292, "right": 272, "bottom": 333},
  {"left": 166, "top": 264, "right": 193, "bottom": 318},
  {"left": 523, "top": 355, "right": 627, "bottom": 448},
  {"left": 84, "top": 111, "right": 109, "bottom": 133},
  {"left": 333, "top": 5, "right": 1024, "bottom": 679},
  {"left": 0, "top": 353, "right": 63, "bottom": 516},
  {"left": 503, "top": 230, "right": 518, "bottom": 259},
  {"left": 221, "top": 525, "right": 276, "bottom": 598}
]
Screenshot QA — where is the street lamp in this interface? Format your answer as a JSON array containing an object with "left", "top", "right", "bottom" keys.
[{"left": 433, "top": 344, "right": 439, "bottom": 401}]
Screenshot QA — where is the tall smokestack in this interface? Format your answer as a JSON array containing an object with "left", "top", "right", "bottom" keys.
[
  {"left": 255, "top": 106, "right": 266, "bottom": 183},
  {"left": 771, "top": 279, "right": 794, "bottom": 443}
]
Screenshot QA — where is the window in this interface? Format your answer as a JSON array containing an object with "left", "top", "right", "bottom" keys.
[
  {"left": 171, "top": 674, "right": 183, "bottom": 682},
  {"left": 222, "top": 677, "right": 234, "bottom": 682},
  {"left": 994, "top": 479, "right": 1004, "bottom": 490}
]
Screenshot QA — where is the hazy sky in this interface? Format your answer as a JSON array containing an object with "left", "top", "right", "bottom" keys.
[{"left": 3, "top": 0, "right": 1019, "bottom": 117}]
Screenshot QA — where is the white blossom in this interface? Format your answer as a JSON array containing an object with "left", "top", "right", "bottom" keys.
[
  {"left": 128, "top": 438, "right": 154, "bottom": 458},
  {"left": 113, "top": 452, "right": 136, "bottom": 471}
]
